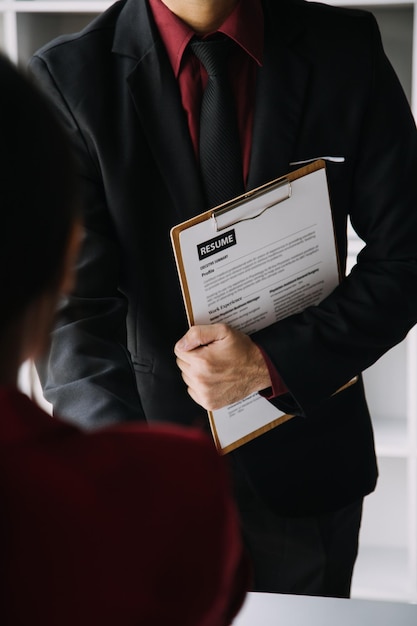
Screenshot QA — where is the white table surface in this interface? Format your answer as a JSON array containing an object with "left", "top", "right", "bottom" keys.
[{"left": 232, "top": 592, "right": 417, "bottom": 625}]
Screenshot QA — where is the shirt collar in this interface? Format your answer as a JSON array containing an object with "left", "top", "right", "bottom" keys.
[{"left": 148, "top": 0, "right": 264, "bottom": 77}]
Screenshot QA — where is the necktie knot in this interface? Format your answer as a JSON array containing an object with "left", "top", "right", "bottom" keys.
[{"left": 190, "top": 37, "right": 231, "bottom": 77}]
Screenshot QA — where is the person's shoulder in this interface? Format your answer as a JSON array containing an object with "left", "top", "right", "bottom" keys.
[
  {"left": 266, "top": 0, "right": 378, "bottom": 61},
  {"left": 79, "top": 423, "right": 230, "bottom": 514},
  {"left": 269, "top": 0, "right": 376, "bottom": 33},
  {"left": 280, "top": 0, "right": 372, "bottom": 20},
  {"left": 32, "top": 0, "right": 127, "bottom": 60},
  {"left": 0, "top": 387, "right": 81, "bottom": 445},
  {"left": 95, "top": 422, "right": 222, "bottom": 471}
]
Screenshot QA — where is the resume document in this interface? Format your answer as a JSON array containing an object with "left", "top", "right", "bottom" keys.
[{"left": 171, "top": 162, "right": 341, "bottom": 453}]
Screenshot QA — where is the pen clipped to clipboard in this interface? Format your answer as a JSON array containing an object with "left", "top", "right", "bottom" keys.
[{"left": 171, "top": 160, "right": 357, "bottom": 454}]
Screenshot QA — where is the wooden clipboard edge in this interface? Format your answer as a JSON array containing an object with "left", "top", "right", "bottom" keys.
[
  {"left": 170, "top": 209, "right": 212, "bottom": 327},
  {"left": 332, "top": 375, "right": 358, "bottom": 396},
  {"left": 213, "top": 410, "right": 295, "bottom": 455}
]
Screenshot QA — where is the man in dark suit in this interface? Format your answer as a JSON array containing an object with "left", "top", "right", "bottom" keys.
[{"left": 30, "top": 0, "right": 417, "bottom": 597}]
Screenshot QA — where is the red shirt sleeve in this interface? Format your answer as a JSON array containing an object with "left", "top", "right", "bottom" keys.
[{"left": 256, "top": 345, "right": 289, "bottom": 399}]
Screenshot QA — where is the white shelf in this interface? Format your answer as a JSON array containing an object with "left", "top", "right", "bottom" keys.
[
  {"left": 373, "top": 417, "right": 409, "bottom": 457},
  {"left": 352, "top": 546, "right": 413, "bottom": 602},
  {"left": 2, "top": 0, "right": 417, "bottom": 605},
  {"left": 331, "top": 0, "right": 414, "bottom": 4},
  {"left": 340, "top": 3, "right": 417, "bottom": 602},
  {"left": 1, "top": 2, "right": 113, "bottom": 12}
]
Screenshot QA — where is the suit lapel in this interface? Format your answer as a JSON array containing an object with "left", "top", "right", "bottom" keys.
[
  {"left": 111, "top": 0, "right": 310, "bottom": 215},
  {"left": 112, "top": 0, "right": 205, "bottom": 222},
  {"left": 247, "top": 2, "right": 310, "bottom": 190}
]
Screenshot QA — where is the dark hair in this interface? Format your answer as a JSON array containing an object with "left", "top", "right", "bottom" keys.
[{"left": 0, "top": 54, "right": 79, "bottom": 326}]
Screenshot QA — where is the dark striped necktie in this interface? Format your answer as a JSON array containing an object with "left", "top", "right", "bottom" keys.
[{"left": 190, "top": 36, "right": 244, "bottom": 208}]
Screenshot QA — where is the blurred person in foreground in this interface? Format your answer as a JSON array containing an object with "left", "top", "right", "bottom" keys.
[{"left": 0, "top": 54, "right": 248, "bottom": 626}]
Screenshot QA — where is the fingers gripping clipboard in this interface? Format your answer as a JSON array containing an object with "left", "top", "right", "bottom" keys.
[{"left": 171, "top": 160, "right": 356, "bottom": 454}]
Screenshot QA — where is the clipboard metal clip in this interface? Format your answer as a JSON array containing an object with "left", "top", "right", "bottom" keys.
[{"left": 212, "top": 178, "right": 292, "bottom": 232}]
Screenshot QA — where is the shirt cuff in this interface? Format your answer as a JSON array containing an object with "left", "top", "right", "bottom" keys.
[{"left": 256, "top": 345, "right": 288, "bottom": 400}]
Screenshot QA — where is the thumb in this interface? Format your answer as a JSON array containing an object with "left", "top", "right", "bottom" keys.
[{"left": 175, "top": 324, "right": 227, "bottom": 353}]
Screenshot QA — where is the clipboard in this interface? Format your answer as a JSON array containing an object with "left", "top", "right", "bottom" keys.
[{"left": 171, "top": 160, "right": 355, "bottom": 453}]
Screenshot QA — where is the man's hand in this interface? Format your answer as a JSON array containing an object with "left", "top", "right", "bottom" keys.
[{"left": 174, "top": 323, "right": 272, "bottom": 411}]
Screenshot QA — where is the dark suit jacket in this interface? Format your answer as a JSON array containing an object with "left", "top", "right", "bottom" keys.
[
  {"left": 0, "top": 387, "right": 248, "bottom": 625},
  {"left": 29, "top": 0, "right": 417, "bottom": 515}
]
